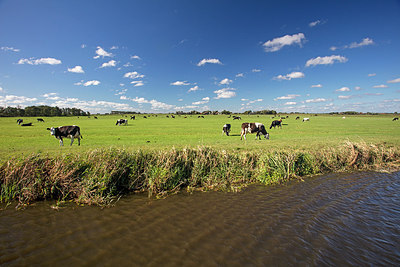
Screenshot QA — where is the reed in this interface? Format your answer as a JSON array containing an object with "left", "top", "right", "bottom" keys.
[{"left": 1, "top": 141, "right": 399, "bottom": 208}]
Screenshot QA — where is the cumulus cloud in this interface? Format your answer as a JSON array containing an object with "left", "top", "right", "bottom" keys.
[
  {"left": 127, "top": 96, "right": 175, "bottom": 110},
  {"left": 368, "top": 73, "right": 376, "bottom": 77},
  {"left": 171, "top": 81, "right": 190, "bottom": 86},
  {"left": 75, "top": 80, "right": 100, "bottom": 86},
  {"left": 188, "top": 85, "right": 200, "bottom": 92},
  {"left": 274, "top": 71, "right": 305, "bottom": 81},
  {"left": 387, "top": 78, "right": 400, "bottom": 83},
  {"left": 274, "top": 94, "right": 300, "bottom": 100},
  {"left": 338, "top": 95, "right": 352, "bottom": 99},
  {"left": 330, "top": 38, "right": 374, "bottom": 51},
  {"left": 1, "top": 46, "right": 20, "bottom": 52},
  {"left": 305, "top": 98, "right": 327, "bottom": 103},
  {"left": 192, "top": 97, "right": 210, "bottom": 105},
  {"left": 309, "top": 20, "right": 321, "bottom": 27},
  {"left": 336, "top": 87, "right": 350, "bottom": 92},
  {"left": 236, "top": 73, "right": 244, "bottom": 78},
  {"left": 213, "top": 88, "right": 236, "bottom": 99},
  {"left": 285, "top": 102, "right": 297, "bottom": 105},
  {"left": 131, "top": 55, "right": 141, "bottom": 60},
  {"left": 0, "top": 86, "right": 3, "bottom": 92},
  {"left": 311, "top": 84, "right": 323, "bottom": 88},
  {"left": 262, "top": 33, "right": 306, "bottom": 52},
  {"left": 18, "top": 57, "right": 62, "bottom": 65},
  {"left": 373, "top": 84, "right": 388, "bottom": 88},
  {"left": 100, "top": 60, "right": 117, "bottom": 68},
  {"left": 124, "top": 71, "right": 145, "bottom": 79},
  {"left": 252, "top": 69, "right": 261, "bottom": 73},
  {"left": 305, "top": 55, "right": 348, "bottom": 67},
  {"left": 93, "top": 46, "right": 113, "bottom": 59},
  {"left": 197, "top": 58, "right": 222, "bottom": 66},
  {"left": 131, "top": 81, "right": 144, "bottom": 87},
  {"left": 67, "top": 65, "right": 84, "bottom": 73},
  {"left": 219, "top": 78, "right": 232, "bottom": 85},
  {"left": 0, "top": 95, "right": 37, "bottom": 106},
  {"left": 42, "top": 92, "right": 60, "bottom": 100}
]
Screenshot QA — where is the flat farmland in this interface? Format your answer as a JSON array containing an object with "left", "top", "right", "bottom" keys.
[{"left": 0, "top": 114, "right": 399, "bottom": 161}]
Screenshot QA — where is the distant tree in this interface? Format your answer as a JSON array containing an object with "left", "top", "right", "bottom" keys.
[{"left": 221, "top": 110, "right": 232, "bottom": 115}]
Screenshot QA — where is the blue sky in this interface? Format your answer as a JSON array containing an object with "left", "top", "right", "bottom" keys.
[{"left": 0, "top": 0, "right": 399, "bottom": 114}]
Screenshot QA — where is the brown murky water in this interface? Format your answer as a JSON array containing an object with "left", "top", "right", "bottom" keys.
[{"left": 1, "top": 172, "right": 400, "bottom": 266}]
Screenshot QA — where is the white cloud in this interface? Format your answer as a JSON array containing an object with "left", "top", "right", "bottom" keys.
[
  {"left": 197, "top": 58, "right": 222, "bottom": 66},
  {"left": 131, "top": 81, "right": 144, "bottom": 87},
  {"left": 188, "top": 85, "right": 200, "bottom": 92},
  {"left": 192, "top": 97, "right": 210, "bottom": 105},
  {"left": 262, "top": 33, "right": 306, "bottom": 52},
  {"left": 252, "top": 69, "right": 261, "bottom": 72},
  {"left": 1, "top": 46, "right": 20, "bottom": 52},
  {"left": 305, "top": 98, "right": 327, "bottom": 103},
  {"left": 110, "top": 46, "right": 118, "bottom": 50},
  {"left": 305, "top": 55, "right": 348, "bottom": 67},
  {"left": 219, "top": 78, "right": 232, "bottom": 85},
  {"left": 171, "top": 81, "right": 190, "bottom": 86},
  {"left": 373, "top": 84, "right": 388, "bottom": 88},
  {"left": 124, "top": 71, "right": 145, "bottom": 79},
  {"left": 309, "top": 20, "right": 321, "bottom": 27},
  {"left": 274, "top": 94, "right": 300, "bottom": 100},
  {"left": 0, "top": 86, "right": 3, "bottom": 92},
  {"left": 338, "top": 95, "right": 352, "bottom": 99},
  {"left": 79, "top": 80, "right": 100, "bottom": 86},
  {"left": 131, "top": 55, "right": 141, "bottom": 60},
  {"left": 81, "top": 44, "right": 86, "bottom": 49},
  {"left": 128, "top": 96, "right": 174, "bottom": 110},
  {"left": 387, "top": 78, "right": 400, "bottom": 83},
  {"left": 0, "top": 95, "right": 38, "bottom": 105},
  {"left": 355, "top": 86, "right": 362, "bottom": 90},
  {"left": 93, "top": 46, "right": 113, "bottom": 59},
  {"left": 42, "top": 92, "right": 60, "bottom": 100},
  {"left": 284, "top": 102, "right": 297, "bottom": 105},
  {"left": 100, "top": 60, "right": 117, "bottom": 68},
  {"left": 18, "top": 57, "right": 62, "bottom": 65},
  {"left": 274, "top": 71, "right": 305, "bottom": 80},
  {"left": 311, "top": 84, "right": 323, "bottom": 88},
  {"left": 67, "top": 65, "right": 84, "bottom": 73},
  {"left": 336, "top": 87, "right": 350, "bottom": 92},
  {"left": 236, "top": 73, "right": 244, "bottom": 78},
  {"left": 368, "top": 73, "right": 376, "bottom": 77},
  {"left": 348, "top": 38, "right": 374, "bottom": 49},
  {"left": 330, "top": 38, "right": 374, "bottom": 51},
  {"left": 213, "top": 88, "right": 236, "bottom": 99}
]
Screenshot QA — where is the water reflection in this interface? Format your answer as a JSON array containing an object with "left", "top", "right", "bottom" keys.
[{"left": 1, "top": 172, "right": 400, "bottom": 266}]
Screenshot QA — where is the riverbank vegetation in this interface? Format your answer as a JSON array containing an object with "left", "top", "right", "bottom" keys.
[{"left": 1, "top": 141, "right": 399, "bottom": 208}]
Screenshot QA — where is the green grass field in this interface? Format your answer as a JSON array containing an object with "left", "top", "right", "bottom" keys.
[{"left": 1, "top": 114, "right": 399, "bottom": 161}]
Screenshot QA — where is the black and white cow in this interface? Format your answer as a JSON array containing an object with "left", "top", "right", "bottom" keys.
[
  {"left": 17, "top": 119, "right": 23, "bottom": 125},
  {"left": 222, "top": 124, "right": 231, "bottom": 136},
  {"left": 131, "top": 115, "right": 136, "bottom": 120},
  {"left": 21, "top": 122, "right": 33, "bottom": 126},
  {"left": 393, "top": 117, "right": 399, "bottom": 121},
  {"left": 47, "top": 125, "right": 82, "bottom": 146},
  {"left": 233, "top": 116, "right": 241, "bottom": 120},
  {"left": 303, "top": 118, "right": 310, "bottom": 122},
  {"left": 37, "top": 118, "right": 45, "bottom": 122},
  {"left": 241, "top": 123, "right": 269, "bottom": 140},
  {"left": 116, "top": 119, "right": 128, "bottom": 126},
  {"left": 270, "top": 120, "right": 282, "bottom": 129}
]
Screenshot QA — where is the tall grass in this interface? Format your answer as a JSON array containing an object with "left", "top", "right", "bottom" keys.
[{"left": 1, "top": 141, "right": 399, "bottom": 207}]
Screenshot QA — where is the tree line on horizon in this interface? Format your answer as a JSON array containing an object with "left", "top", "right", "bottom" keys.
[{"left": 0, "top": 105, "right": 90, "bottom": 117}]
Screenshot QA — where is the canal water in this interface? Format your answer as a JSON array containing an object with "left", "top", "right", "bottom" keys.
[{"left": 1, "top": 171, "right": 400, "bottom": 266}]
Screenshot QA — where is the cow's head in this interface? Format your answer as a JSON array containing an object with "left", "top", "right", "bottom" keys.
[{"left": 47, "top": 127, "right": 56, "bottom": 136}]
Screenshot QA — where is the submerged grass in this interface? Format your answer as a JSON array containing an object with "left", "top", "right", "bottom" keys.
[{"left": 1, "top": 141, "right": 399, "bottom": 208}]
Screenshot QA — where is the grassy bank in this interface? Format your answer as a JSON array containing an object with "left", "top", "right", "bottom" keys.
[{"left": 1, "top": 141, "right": 399, "bottom": 208}]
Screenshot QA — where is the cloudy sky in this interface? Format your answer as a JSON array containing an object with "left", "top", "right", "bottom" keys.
[{"left": 0, "top": 0, "right": 399, "bottom": 113}]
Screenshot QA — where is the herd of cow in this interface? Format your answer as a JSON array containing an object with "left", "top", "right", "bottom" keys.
[{"left": 16, "top": 115, "right": 398, "bottom": 146}]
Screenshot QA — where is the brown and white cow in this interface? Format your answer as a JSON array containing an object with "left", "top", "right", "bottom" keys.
[
  {"left": 47, "top": 125, "right": 82, "bottom": 146},
  {"left": 241, "top": 123, "right": 269, "bottom": 140}
]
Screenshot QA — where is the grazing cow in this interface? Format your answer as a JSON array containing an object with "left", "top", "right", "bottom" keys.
[
  {"left": 303, "top": 118, "right": 310, "bottom": 122},
  {"left": 116, "top": 119, "right": 128, "bottom": 126},
  {"left": 37, "top": 118, "right": 45, "bottom": 122},
  {"left": 296, "top": 117, "right": 300, "bottom": 120},
  {"left": 233, "top": 116, "right": 241, "bottom": 120},
  {"left": 47, "top": 125, "right": 82, "bottom": 146},
  {"left": 131, "top": 115, "right": 136, "bottom": 120},
  {"left": 393, "top": 117, "right": 399, "bottom": 121},
  {"left": 17, "top": 119, "right": 23, "bottom": 125},
  {"left": 342, "top": 117, "right": 346, "bottom": 119},
  {"left": 270, "top": 120, "right": 282, "bottom": 129},
  {"left": 198, "top": 115, "right": 204, "bottom": 118},
  {"left": 171, "top": 115, "right": 175, "bottom": 118},
  {"left": 222, "top": 124, "right": 231, "bottom": 136},
  {"left": 21, "top": 122, "right": 33, "bottom": 126},
  {"left": 241, "top": 123, "right": 269, "bottom": 140},
  {"left": 143, "top": 116, "right": 147, "bottom": 119},
  {"left": 94, "top": 116, "right": 98, "bottom": 119}
]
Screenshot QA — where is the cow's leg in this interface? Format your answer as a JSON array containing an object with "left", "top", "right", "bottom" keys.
[
  {"left": 70, "top": 136, "right": 74, "bottom": 146},
  {"left": 77, "top": 137, "right": 80, "bottom": 146},
  {"left": 59, "top": 137, "right": 64, "bottom": 146}
]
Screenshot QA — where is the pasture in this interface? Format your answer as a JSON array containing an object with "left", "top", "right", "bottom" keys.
[{"left": 0, "top": 114, "right": 399, "bottom": 161}]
